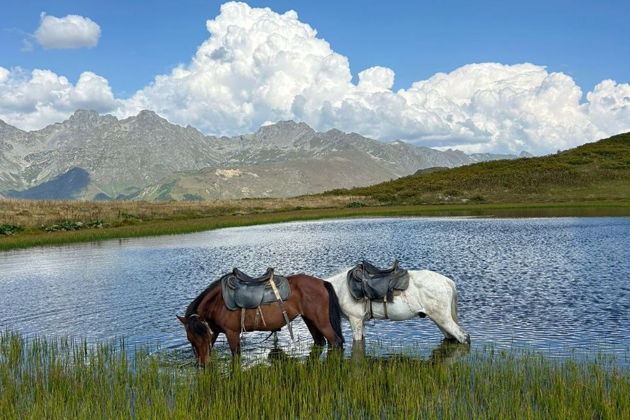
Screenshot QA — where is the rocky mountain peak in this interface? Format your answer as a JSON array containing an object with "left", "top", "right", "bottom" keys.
[
  {"left": 136, "top": 109, "right": 163, "bottom": 121},
  {"left": 252, "top": 120, "right": 316, "bottom": 146},
  {"left": 122, "top": 110, "right": 170, "bottom": 132},
  {"left": 324, "top": 128, "right": 344, "bottom": 136},
  {"left": 66, "top": 109, "right": 116, "bottom": 129},
  {"left": 69, "top": 109, "right": 99, "bottom": 121},
  {"left": 0, "top": 119, "right": 25, "bottom": 135}
]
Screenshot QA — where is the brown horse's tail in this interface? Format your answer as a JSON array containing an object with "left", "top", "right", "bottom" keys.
[{"left": 323, "top": 281, "right": 345, "bottom": 346}]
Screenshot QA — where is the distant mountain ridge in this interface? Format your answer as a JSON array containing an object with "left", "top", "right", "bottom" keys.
[
  {"left": 0, "top": 110, "right": 526, "bottom": 200},
  {"left": 6, "top": 168, "right": 90, "bottom": 200}
]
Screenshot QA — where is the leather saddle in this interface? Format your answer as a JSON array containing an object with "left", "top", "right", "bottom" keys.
[
  {"left": 221, "top": 267, "right": 291, "bottom": 311},
  {"left": 346, "top": 260, "right": 409, "bottom": 302},
  {"left": 233, "top": 267, "right": 274, "bottom": 282}
]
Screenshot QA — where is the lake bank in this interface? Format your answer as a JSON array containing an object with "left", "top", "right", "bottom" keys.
[{"left": 1, "top": 200, "right": 630, "bottom": 251}]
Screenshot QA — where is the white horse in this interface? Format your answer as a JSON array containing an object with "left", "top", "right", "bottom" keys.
[{"left": 325, "top": 268, "right": 470, "bottom": 344}]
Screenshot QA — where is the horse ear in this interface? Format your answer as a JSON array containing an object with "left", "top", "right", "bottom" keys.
[{"left": 176, "top": 315, "right": 187, "bottom": 324}]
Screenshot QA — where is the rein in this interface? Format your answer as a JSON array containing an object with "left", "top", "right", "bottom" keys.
[
  {"left": 189, "top": 313, "right": 276, "bottom": 344},
  {"left": 242, "top": 331, "right": 277, "bottom": 345}
]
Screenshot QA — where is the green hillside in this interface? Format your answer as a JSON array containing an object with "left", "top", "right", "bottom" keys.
[{"left": 324, "top": 133, "right": 630, "bottom": 204}]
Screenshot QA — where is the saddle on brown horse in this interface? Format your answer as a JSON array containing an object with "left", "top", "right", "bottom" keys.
[
  {"left": 220, "top": 268, "right": 290, "bottom": 310},
  {"left": 220, "top": 267, "right": 293, "bottom": 338},
  {"left": 346, "top": 260, "right": 409, "bottom": 303}
]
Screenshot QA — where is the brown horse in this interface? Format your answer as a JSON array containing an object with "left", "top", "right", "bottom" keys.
[{"left": 177, "top": 273, "right": 345, "bottom": 365}]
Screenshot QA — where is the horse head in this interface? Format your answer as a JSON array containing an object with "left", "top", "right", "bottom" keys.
[{"left": 177, "top": 314, "right": 213, "bottom": 367}]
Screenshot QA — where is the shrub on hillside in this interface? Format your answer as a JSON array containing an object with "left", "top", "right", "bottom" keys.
[
  {"left": 346, "top": 201, "right": 366, "bottom": 208},
  {"left": 0, "top": 224, "right": 24, "bottom": 236},
  {"left": 42, "top": 219, "right": 104, "bottom": 232}
]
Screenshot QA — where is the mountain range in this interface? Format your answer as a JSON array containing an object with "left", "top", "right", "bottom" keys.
[{"left": 0, "top": 110, "right": 528, "bottom": 200}]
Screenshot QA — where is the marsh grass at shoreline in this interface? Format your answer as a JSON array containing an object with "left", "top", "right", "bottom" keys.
[
  {"left": 1, "top": 331, "right": 628, "bottom": 419},
  {"left": 1, "top": 200, "right": 629, "bottom": 251}
]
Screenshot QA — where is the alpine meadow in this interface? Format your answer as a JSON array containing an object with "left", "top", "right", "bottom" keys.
[{"left": 1, "top": 2, "right": 629, "bottom": 419}]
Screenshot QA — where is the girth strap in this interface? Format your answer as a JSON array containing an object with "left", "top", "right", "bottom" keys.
[
  {"left": 241, "top": 308, "right": 246, "bottom": 333},
  {"left": 242, "top": 306, "right": 268, "bottom": 334},
  {"left": 366, "top": 298, "right": 389, "bottom": 319},
  {"left": 269, "top": 270, "right": 294, "bottom": 340},
  {"left": 254, "top": 306, "right": 266, "bottom": 329}
]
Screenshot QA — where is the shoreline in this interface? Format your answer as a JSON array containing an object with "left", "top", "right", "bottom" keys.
[{"left": 2, "top": 201, "right": 629, "bottom": 251}]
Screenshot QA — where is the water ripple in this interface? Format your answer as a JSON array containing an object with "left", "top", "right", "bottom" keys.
[{"left": 0, "top": 217, "right": 628, "bottom": 363}]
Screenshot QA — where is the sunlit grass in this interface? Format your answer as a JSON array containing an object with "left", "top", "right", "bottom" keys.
[
  {"left": 1, "top": 331, "right": 628, "bottom": 419},
  {"left": 0, "top": 196, "right": 365, "bottom": 229},
  {"left": 1, "top": 201, "right": 629, "bottom": 251}
]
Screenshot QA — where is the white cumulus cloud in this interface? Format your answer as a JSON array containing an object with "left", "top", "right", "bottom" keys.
[
  {"left": 585, "top": 80, "right": 630, "bottom": 136},
  {"left": 118, "top": 2, "right": 629, "bottom": 153},
  {"left": 0, "top": 67, "right": 117, "bottom": 130},
  {"left": 358, "top": 67, "right": 395, "bottom": 92},
  {"left": 1, "top": 2, "right": 629, "bottom": 154},
  {"left": 34, "top": 12, "right": 101, "bottom": 49}
]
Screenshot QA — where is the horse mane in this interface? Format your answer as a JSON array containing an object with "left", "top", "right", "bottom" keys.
[{"left": 185, "top": 279, "right": 222, "bottom": 317}]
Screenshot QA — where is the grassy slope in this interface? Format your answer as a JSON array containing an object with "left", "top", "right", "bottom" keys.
[
  {"left": 324, "top": 132, "right": 630, "bottom": 204},
  {"left": 1, "top": 133, "right": 629, "bottom": 251}
]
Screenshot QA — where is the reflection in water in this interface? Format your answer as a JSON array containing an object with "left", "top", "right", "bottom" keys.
[
  {"left": 350, "top": 339, "right": 470, "bottom": 365},
  {"left": 428, "top": 340, "right": 471, "bottom": 365},
  {"left": 0, "top": 217, "right": 629, "bottom": 364},
  {"left": 244, "top": 340, "right": 471, "bottom": 372}
]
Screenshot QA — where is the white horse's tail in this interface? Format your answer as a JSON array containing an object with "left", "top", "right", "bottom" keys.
[{"left": 451, "top": 286, "right": 459, "bottom": 324}]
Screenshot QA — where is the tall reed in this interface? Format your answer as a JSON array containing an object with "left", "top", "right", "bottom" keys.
[{"left": 1, "top": 331, "right": 628, "bottom": 419}]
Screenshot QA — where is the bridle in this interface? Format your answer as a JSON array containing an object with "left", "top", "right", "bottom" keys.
[{"left": 188, "top": 313, "right": 214, "bottom": 337}]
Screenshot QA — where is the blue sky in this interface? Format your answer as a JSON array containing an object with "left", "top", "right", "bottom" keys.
[
  {"left": 1, "top": 1, "right": 629, "bottom": 153},
  {"left": 2, "top": 0, "right": 628, "bottom": 96}
]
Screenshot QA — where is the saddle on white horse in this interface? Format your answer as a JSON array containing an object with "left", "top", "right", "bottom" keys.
[{"left": 346, "top": 260, "right": 409, "bottom": 302}]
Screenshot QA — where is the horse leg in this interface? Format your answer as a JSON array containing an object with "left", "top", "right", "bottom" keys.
[
  {"left": 303, "top": 318, "right": 327, "bottom": 346},
  {"left": 225, "top": 330, "right": 242, "bottom": 356},
  {"left": 427, "top": 309, "right": 470, "bottom": 344},
  {"left": 208, "top": 332, "right": 218, "bottom": 355},
  {"left": 301, "top": 313, "right": 343, "bottom": 349},
  {"left": 350, "top": 338, "right": 366, "bottom": 361},
  {"left": 413, "top": 272, "right": 471, "bottom": 344},
  {"left": 348, "top": 315, "right": 365, "bottom": 341}
]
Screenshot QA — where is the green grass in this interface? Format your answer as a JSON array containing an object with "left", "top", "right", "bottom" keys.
[
  {"left": 1, "top": 331, "right": 628, "bottom": 419},
  {"left": 325, "top": 132, "right": 630, "bottom": 204},
  {"left": 2, "top": 202, "right": 630, "bottom": 251}
]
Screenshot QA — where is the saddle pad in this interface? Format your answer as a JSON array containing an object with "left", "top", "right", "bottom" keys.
[
  {"left": 221, "top": 270, "right": 291, "bottom": 311},
  {"left": 347, "top": 261, "right": 409, "bottom": 302}
]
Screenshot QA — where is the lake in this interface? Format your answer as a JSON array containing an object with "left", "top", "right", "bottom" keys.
[{"left": 1, "top": 217, "right": 629, "bottom": 363}]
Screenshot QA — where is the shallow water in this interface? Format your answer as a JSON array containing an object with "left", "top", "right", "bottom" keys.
[{"left": 1, "top": 217, "right": 629, "bottom": 364}]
